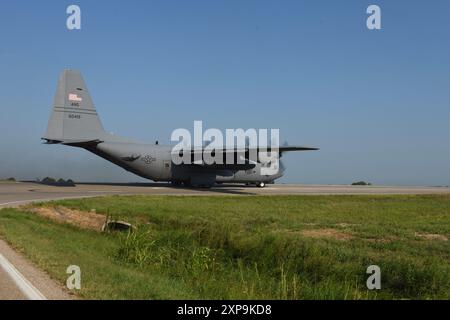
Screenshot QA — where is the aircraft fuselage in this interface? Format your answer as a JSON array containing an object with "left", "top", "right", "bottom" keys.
[{"left": 86, "top": 141, "right": 284, "bottom": 186}]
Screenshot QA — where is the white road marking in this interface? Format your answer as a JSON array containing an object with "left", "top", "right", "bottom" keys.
[
  {"left": 0, "top": 253, "right": 47, "bottom": 300},
  {"left": 0, "top": 200, "right": 30, "bottom": 206},
  {"left": 0, "top": 195, "right": 107, "bottom": 207}
]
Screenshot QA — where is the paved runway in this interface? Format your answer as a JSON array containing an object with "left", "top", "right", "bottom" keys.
[
  {"left": 1, "top": 180, "right": 449, "bottom": 300},
  {"left": 1, "top": 181, "right": 450, "bottom": 208}
]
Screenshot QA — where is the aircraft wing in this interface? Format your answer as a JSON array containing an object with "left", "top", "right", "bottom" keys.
[
  {"left": 173, "top": 145, "right": 318, "bottom": 168},
  {"left": 175, "top": 145, "right": 319, "bottom": 155},
  {"left": 277, "top": 145, "right": 319, "bottom": 154},
  {"left": 178, "top": 148, "right": 256, "bottom": 170}
]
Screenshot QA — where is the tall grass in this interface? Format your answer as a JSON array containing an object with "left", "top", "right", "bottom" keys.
[{"left": 2, "top": 195, "right": 449, "bottom": 299}]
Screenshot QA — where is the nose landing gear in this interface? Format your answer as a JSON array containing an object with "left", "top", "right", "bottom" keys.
[{"left": 256, "top": 182, "right": 266, "bottom": 188}]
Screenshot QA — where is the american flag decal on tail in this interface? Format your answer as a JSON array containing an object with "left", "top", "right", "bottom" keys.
[{"left": 68, "top": 93, "right": 82, "bottom": 102}]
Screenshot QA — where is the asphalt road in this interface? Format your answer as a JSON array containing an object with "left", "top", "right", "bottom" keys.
[
  {"left": 1, "top": 180, "right": 450, "bottom": 300},
  {"left": 0, "top": 265, "right": 26, "bottom": 300},
  {"left": 0, "top": 239, "right": 72, "bottom": 300}
]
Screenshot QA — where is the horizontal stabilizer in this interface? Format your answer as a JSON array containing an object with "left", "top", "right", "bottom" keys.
[{"left": 42, "top": 138, "right": 103, "bottom": 147}]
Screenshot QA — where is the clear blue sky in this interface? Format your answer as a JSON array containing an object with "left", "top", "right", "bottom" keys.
[{"left": 0, "top": 1, "right": 449, "bottom": 185}]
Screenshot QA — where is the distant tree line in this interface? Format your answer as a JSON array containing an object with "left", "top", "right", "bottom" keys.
[
  {"left": 351, "top": 181, "right": 372, "bottom": 186},
  {"left": 0, "top": 177, "right": 16, "bottom": 182},
  {"left": 38, "top": 177, "right": 76, "bottom": 187}
]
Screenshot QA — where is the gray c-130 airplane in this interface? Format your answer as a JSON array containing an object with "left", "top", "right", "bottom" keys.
[{"left": 43, "top": 70, "right": 318, "bottom": 187}]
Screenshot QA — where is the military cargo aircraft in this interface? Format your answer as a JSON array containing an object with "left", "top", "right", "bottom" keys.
[{"left": 43, "top": 70, "right": 318, "bottom": 187}]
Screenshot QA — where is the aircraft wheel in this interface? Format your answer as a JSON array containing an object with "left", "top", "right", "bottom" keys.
[{"left": 257, "top": 182, "right": 266, "bottom": 188}]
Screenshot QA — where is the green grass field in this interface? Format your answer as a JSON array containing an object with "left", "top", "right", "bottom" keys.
[{"left": 0, "top": 195, "right": 449, "bottom": 299}]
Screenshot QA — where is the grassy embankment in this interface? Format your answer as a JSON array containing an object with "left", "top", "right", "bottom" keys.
[{"left": 0, "top": 195, "right": 449, "bottom": 299}]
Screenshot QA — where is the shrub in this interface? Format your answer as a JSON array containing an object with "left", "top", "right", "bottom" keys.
[{"left": 352, "top": 181, "right": 372, "bottom": 186}]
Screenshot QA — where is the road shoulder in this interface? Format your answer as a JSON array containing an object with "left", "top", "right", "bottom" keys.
[{"left": 0, "top": 238, "right": 74, "bottom": 300}]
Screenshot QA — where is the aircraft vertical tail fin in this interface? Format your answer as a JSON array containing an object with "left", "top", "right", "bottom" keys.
[{"left": 43, "top": 69, "right": 105, "bottom": 144}]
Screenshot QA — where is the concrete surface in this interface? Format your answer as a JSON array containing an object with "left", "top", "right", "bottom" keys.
[
  {"left": 0, "top": 182, "right": 449, "bottom": 209},
  {"left": 0, "top": 265, "right": 27, "bottom": 300}
]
